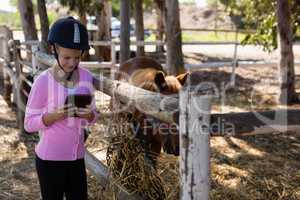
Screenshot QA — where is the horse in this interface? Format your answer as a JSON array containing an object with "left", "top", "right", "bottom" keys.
[{"left": 116, "top": 56, "right": 188, "bottom": 167}]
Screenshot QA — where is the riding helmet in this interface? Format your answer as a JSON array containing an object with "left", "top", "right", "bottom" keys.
[{"left": 48, "top": 16, "right": 90, "bottom": 50}]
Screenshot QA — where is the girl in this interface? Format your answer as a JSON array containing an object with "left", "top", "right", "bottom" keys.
[{"left": 24, "top": 17, "right": 98, "bottom": 200}]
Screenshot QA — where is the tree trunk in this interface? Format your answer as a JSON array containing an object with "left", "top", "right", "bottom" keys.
[
  {"left": 79, "top": 13, "right": 90, "bottom": 61},
  {"left": 276, "top": 0, "right": 298, "bottom": 104},
  {"left": 154, "top": 0, "right": 166, "bottom": 53},
  {"left": 18, "top": 0, "right": 38, "bottom": 41},
  {"left": 134, "top": 0, "right": 145, "bottom": 57},
  {"left": 120, "top": 0, "right": 131, "bottom": 64},
  {"left": 37, "top": 0, "right": 50, "bottom": 53},
  {"left": 165, "top": 0, "right": 184, "bottom": 75},
  {"left": 95, "top": 1, "right": 112, "bottom": 61}
]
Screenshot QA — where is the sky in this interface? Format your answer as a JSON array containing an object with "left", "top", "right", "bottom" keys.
[
  {"left": 179, "top": 0, "right": 207, "bottom": 7},
  {"left": 195, "top": 0, "right": 207, "bottom": 7}
]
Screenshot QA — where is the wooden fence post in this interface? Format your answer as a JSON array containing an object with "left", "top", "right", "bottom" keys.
[
  {"left": 180, "top": 89, "right": 211, "bottom": 200},
  {"left": 12, "top": 40, "right": 26, "bottom": 133},
  {"left": 31, "top": 43, "right": 50, "bottom": 81},
  {"left": 31, "top": 45, "right": 39, "bottom": 77},
  {"left": 0, "top": 26, "right": 13, "bottom": 106},
  {"left": 3, "top": 65, "right": 13, "bottom": 106}
]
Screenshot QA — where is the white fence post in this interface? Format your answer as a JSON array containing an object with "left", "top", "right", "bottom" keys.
[
  {"left": 230, "top": 29, "right": 239, "bottom": 86},
  {"left": 31, "top": 43, "right": 50, "bottom": 79},
  {"left": 110, "top": 41, "right": 116, "bottom": 80},
  {"left": 31, "top": 45, "right": 39, "bottom": 78},
  {"left": 180, "top": 89, "right": 211, "bottom": 200}
]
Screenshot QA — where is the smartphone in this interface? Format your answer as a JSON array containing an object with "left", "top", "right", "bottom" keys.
[{"left": 64, "top": 94, "right": 92, "bottom": 108}]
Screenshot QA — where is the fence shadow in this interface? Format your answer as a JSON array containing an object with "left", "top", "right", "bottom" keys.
[{"left": 188, "top": 70, "right": 274, "bottom": 110}]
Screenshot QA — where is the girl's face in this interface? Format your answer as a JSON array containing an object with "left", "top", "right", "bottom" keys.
[{"left": 56, "top": 46, "right": 82, "bottom": 73}]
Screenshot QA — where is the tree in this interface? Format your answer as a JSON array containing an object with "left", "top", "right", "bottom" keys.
[
  {"left": 220, "top": 0, "right": 299, "bottom": 104},
  {"left": 58, "top": 0, "right": 93, "bottom": 25},
  {"left": 37, "top": 0, "right": 50, "bottom": 52},
  {"left": 154, "top": 0, "right": 166, "bottom": 53},
  {"left": 95, "top": 0, "right": 112, "bottom": 61},
  {"left": 165, "top": 0, "right": 184, "bottom": 75},
  {"left": 276, "top": 0, "right": 298, "bottom": 104},
  {"left": 133, "top": 0, "right": 145, "bottom": 56},
  {"left": 58, "top": 0, "right": 97, "bottom": 60},
  {"left": 17, "top": 0, "right": 38, "bottom": 41},
  {"left": 120, "top": 0, "right": 131, "bottom": 64},
  {"left": 111, "top": 0, "right": 121, "bottom": 17},
  {"left": 219, "top": 0, "right": 300, "bottom": 51},
  {"left": 112, "top": 0, "right": 152, "bottom": 17}
]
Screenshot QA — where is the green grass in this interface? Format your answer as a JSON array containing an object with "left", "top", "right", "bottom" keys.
[
  {"left": 146, "top": 31, "right": 248, "bottom": 42},
  {"left": 182, "top": 31, "right": 247, "bottom": 42},
  {"left": 0, "top": 11, "right": 59, "bottom": 29},
  {"left": 0, "top": 12, "right": 21, "bottom": 28}
]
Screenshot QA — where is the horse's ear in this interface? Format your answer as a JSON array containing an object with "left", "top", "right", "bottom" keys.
[
  {"left": 176, "top": 72, "right": 189, "bottom": 86},
  {"left": 154, "top": 71, "right": 167, "bottom": 91}
]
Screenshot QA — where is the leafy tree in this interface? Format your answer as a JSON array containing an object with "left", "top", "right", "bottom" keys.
[
  {"left": 111, "top": 0, "right": 120, "bottom": 17},
  {"left": 111, "top": 0, "right": 153, "bottom": 17},
  {"left": 133, "top": 0, "right": 145, "bottom": 56},
  {"left": 166, "top": 0, "right": 184, "bottom": 75},
  {"left": 94, "top": 0, "right": 112, "bottom": 61},
  {"left": 37, "top": 0, "right": 50, "bottom": 52},
  {"left": 220, "top": 0, "right": 298, "bottom": 103},
  {"left": 17, "top": 0, "right": 38, "bottom": 41},
  {"left": 58, "top": 0, "right": 100, "bottom": 24},
  {"left": 219, "top": 0, "right": 300, "bottom": 52},
  {"left": 276, "top": 0, "right": 297, "bottom": 104}
]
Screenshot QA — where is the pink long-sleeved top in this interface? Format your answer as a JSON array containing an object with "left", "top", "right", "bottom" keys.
[{"left": 24, "top": 66, "right": 98, "bottom": 161}]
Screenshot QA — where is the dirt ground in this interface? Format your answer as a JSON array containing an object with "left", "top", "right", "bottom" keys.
[{"left": 0, "top": 57, "right": 300, "bottom": 200}]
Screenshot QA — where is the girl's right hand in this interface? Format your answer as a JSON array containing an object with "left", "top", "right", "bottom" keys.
[
  {"left": 57, "top": 104, "right": 77, "bottom": 119},
  {"left": 42, "top": 104, "right": 77, "bottom": 126}
]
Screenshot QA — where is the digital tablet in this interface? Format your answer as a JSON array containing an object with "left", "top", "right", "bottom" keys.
[{"left": 64, "top": 94, "right": 92, "bottom": 108}]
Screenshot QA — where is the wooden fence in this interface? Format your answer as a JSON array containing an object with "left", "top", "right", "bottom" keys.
[
  {"left": 29, "top": 43, "right": 214, "bottom": 200},
  {"left": 2, "top": 25, "right": 300, "bottom": 200}
]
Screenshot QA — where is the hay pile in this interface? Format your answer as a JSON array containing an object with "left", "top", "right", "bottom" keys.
[
  {"left": 86, "top": 112, "right": 181, "bottom": 200},
  {"left": 106, "top": 122, "right": 167, "bottom": 200}
]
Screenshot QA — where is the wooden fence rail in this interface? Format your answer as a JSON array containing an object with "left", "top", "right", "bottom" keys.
[{"left": 33, "top": 48, "right": 213, "bottom": 200}]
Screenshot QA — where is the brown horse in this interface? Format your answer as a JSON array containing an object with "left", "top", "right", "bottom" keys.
[{"left": 117, "top": 56, "right": 188, "bottom": 166}]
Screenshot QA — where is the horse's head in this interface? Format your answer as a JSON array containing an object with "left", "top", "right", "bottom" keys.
[
  {"left": 153, "top": 71, "right": 189, "bottom": 156},
  {"left": 154, "top": 71, "right": 189, "bottom": 94},
  {"left": 120, "top": 57, "right": 189, "bottom": 161}
]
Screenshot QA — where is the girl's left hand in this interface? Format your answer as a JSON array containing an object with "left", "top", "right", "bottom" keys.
[{"left": 76, "top": 105, "right": 94, "bottom": 122}]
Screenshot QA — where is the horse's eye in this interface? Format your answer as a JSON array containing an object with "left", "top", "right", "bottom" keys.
[{"left": 160, "top": 83, "right": 168, "bottom": 91}]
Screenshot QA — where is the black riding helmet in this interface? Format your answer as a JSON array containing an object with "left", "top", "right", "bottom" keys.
[{"left": 48, "top": 16, "right": 90, "bottom": 80}]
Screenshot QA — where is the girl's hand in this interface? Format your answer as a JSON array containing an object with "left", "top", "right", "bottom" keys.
[
  {"left": 58, "top": 104, "right": 77, "bottom": 119},
  {"left": 75, "top": 105, "right": 94, "bottom": 122},
  {"left": 42, "top": 104, "right": 77, "bottom": 126}
]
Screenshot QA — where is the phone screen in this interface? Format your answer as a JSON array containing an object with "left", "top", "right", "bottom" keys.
[{"left": 64, "top": 94, "right": 92, "bottom": 108}]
